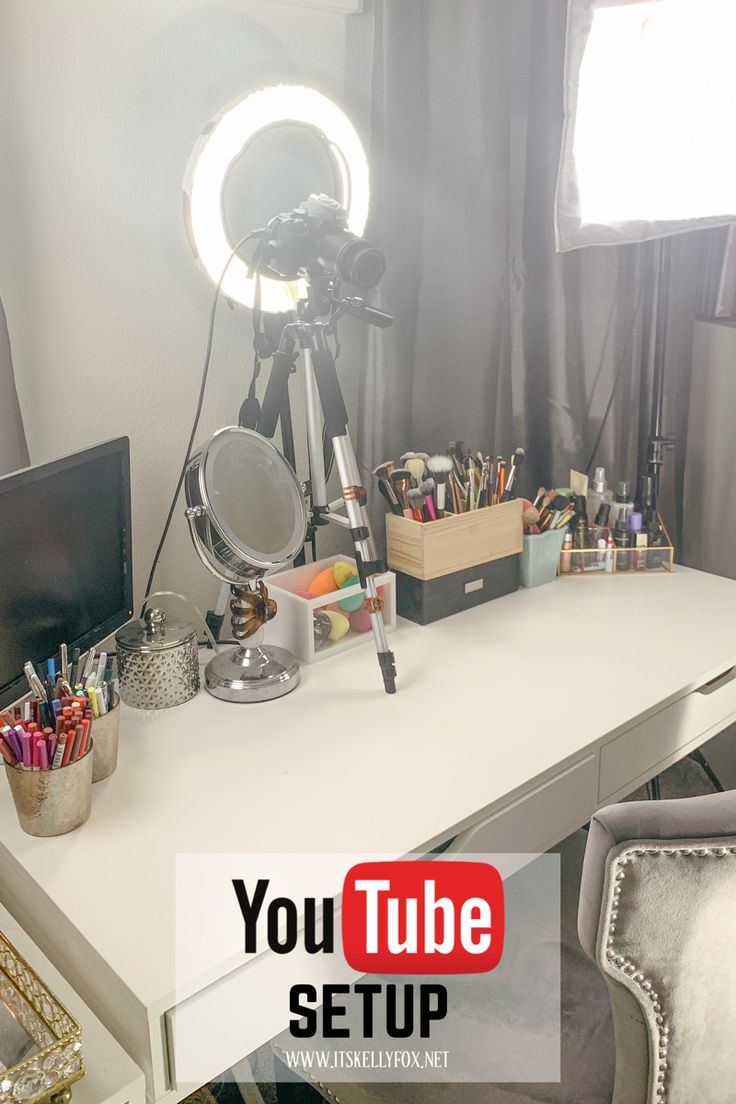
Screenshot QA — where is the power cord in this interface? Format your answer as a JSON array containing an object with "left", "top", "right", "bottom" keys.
[{"left": 144, "top": 232, "right": 259, "bottom": 601}]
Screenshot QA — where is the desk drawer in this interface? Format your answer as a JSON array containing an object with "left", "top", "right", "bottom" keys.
[
  {"left": 166, "top": 939, "right": 356, "bottom": 1091},
  {"left": 600, "top": 666, "right": 736, "bottom": 801},
  {"left": 451, "top": 755, "right": 598, "bottom": 855}
]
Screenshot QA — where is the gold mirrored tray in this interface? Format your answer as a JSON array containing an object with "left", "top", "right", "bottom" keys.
[{"left": 0, "top": 930, "right": 84, "bottom": 1104}]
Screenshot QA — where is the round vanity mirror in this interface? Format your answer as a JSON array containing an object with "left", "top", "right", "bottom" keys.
[
  {"left": 187, "top": 426, "right": 307, "bottom": 580},
  {"left": 185, "top": 427, "right": 308, "bottom": 703}
]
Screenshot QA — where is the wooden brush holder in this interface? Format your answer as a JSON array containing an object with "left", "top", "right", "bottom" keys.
[{"left": 386, "top": 499, "right": 523, "bottom": 624}]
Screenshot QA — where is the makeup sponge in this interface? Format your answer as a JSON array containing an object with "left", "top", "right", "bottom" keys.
[
  {"left": 332, "top": 561, "right": 356, "bottom": 588},
  {"left": 325, "top": 610, "right": 350, "bottom": 642},
  {"left": 349, "top": 607, "right": 373, "bottom": 633},
  {"left": 338, "top": 574, "right": 365, "bottom": 612},
  {"left": 308, "top": 567, "right": 340, "bottom": 598}
]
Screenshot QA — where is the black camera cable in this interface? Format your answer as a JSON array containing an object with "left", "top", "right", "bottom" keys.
[{"left": 144, "top": 231, "right": 261, "bottom": 604}]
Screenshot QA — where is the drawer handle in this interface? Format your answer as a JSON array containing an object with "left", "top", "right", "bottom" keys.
[{"left": 697, "top": 667, "right": 736, "bottom": 696}]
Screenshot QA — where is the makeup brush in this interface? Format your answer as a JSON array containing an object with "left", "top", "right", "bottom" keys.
[
  {"left": 407, "top": 487, "right": 426, "bottom": 523},
  {"left": 377, "top": 477, "right": 402, "bottom": 516},
  {"left": 523, "top": 506, "right": 541, "bottom": 535},
  {"left": 400, "top": 451, "right": 419, "bottom": 463},
  {"left": 406, "top": 456, "right": 426, "bottom": 486},
  {"left": 554, "top": 508, "right": 575, "bottom": 529},
  {"left": 464, "top": 456, "right": 476, "bottom": 510},
  {"left": 503, "top": 447, "right": 526, "bottom": 500},
  {"left": 539, "top": 488, "right": 557, "bottom": 515},
  {"left": 547, "top": 493, "right": 572, "bottom": 528},
  {"left": 390, "top": 468, "right": 413, "bottom": 519},
  {"left": 476, "top": 456, "right": 488, "bottom": 509},
  {"left": 448, "top": 443, "right": 466, "bottom": 482},
  {"left": 448, "top": 473, "right": 461, "bottom": 514},
  {"left": 420, "top": 478, "right": 438, "bottom": 521},
  {"left": 373, "top": 460, "right": 395, "bottom": 481},
  {"left": 494, "top": 458, "right": 506, "bottom": 504},
  {"left": 427, "top": 455, "right": 453, "bottom": 518},
  {"left": 487, "top": 457, "right": 497, "bottom": 507}
]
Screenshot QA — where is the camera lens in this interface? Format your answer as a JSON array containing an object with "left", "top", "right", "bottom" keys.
[{"left": 320, "top": 229, "right": 386, "bottom": 288}]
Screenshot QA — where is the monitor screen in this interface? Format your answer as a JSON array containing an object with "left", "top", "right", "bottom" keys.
[{"left": 0, "top": 438, "right": 133, "bottom": 708}]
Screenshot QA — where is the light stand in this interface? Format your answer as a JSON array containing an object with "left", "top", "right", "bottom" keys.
[
  {"left": 255, "top": 276, "right": 398, "bottom": 695},
  {"left": 646, "top": 236, "right": 675, "bottom": 500}
]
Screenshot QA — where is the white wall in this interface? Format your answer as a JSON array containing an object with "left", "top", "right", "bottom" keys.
[{"left": 0, "top": 0, "right": 372, "bottom": 620}]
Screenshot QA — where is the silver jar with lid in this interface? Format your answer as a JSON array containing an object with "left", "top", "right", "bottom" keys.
[{"left": 116, "top": 608, "right": 200, "bottom": 709}]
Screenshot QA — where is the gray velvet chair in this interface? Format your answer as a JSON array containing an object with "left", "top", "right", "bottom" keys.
[
  {"left": 579, "top": 791, "right": 736, "bottom": 1103},
  {"left": 274, "top": 792, "right": 736, "bottom": 1104}
]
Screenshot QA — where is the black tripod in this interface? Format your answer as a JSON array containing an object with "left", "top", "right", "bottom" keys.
[{"left": 254, "top": 276, "right": 398, "bottom": 695}]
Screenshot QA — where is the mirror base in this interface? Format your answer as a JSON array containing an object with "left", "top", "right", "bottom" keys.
[{"left": 204, "top": 644, "right": 300, "bottom": 703}]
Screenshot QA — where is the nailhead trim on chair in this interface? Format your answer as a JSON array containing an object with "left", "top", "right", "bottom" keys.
[{"left": 603, "top": 844, "right": 736, "bottom": 1103}]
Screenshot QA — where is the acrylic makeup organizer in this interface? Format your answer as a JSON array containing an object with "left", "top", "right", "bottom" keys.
[{"left": 558, "top": 514, "right": 675, "bottom": 577}]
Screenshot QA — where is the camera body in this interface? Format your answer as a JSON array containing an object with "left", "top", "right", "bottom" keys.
[{"left": 261, "top": 194, "right": 385, "bottom": 289}]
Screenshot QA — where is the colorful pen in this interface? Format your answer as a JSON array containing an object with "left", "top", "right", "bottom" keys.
[
  {"left": 0, "top": 736, "right": 17, "bottom": 766},
  {"left": 52, "top": 735, "right": 66, "bottom": 770}
]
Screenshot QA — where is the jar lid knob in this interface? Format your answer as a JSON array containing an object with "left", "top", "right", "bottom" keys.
[{"left": 144, "top": 608, "right": 166, "bottom": 635}]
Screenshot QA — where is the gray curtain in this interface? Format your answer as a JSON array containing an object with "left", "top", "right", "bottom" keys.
[
  {"left": 0, "top": 299, "right": 28, "bottom": 475},
  {"left": 357, "top": 0, "right": 722, "bottom": 552}
]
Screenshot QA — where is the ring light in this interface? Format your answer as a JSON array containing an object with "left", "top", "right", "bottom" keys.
[{"left": 184, "top": 85, "right": 371, "bottom": 313}]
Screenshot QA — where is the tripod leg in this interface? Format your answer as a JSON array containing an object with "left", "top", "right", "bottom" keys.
[
  {"left": 303, "top": 348, "right": 328, "bottom": 512},
  {"left": 308, "top": 335, "right": 397, "bottom": 694},
  {"left": 332, "top": 434, "right": 397, "bottom": 694}
]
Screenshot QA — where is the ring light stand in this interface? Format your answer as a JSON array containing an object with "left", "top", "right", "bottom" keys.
[{"left": 183, "top": 86, "right": 398, "bottom": 693}]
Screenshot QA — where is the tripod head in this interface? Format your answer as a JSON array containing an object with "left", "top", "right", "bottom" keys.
[
  {"left": 248, "top": 193, "right": 393, "bottom": 330},
  {"left": 296, "top": 273, "right": 394, "bottom": 330}
]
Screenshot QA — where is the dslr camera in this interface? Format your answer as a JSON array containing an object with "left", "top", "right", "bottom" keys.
[{"left": 259, "top": 194, "right": 385, "bottom": 289}]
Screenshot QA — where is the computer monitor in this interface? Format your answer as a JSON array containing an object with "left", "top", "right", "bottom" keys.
[{"left": 0, "top": 438, "right": 133, "bottom": 708}]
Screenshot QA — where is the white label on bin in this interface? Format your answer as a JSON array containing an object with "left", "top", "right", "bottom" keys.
[{"left": 465, "top": 579, "right": 484, "bottom": 595}]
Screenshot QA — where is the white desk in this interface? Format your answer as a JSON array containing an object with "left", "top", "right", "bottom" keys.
[
  {"left": 1, "top": 566, "right": 736, "bottom": 1102},
  {"left": 0, "top": 903, "right": 145, "bottom": 1104}
]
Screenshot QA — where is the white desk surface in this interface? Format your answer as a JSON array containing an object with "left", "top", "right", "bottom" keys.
[
  {"left": 1, "top": 566, "right": 735, "bottom": 1019},
  {"left": 0, "top": 902, "right": 145, "bottom": 1104}
]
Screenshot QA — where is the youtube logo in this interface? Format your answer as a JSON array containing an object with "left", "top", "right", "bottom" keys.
[{"left": 341, "top": 861, "right": 504, "bottom": 975}]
